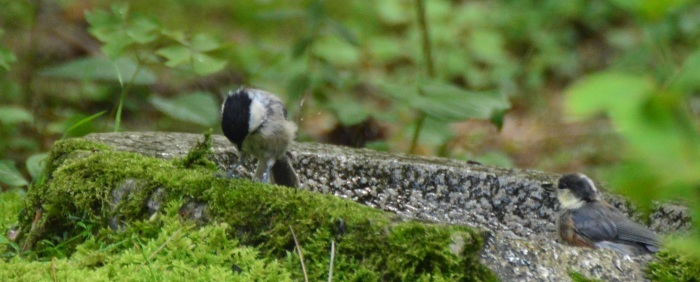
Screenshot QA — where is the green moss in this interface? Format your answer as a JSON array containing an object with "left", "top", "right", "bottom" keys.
[
  {"left": 11, "top": 133, "right": 496, "bottom": 281},
  {"left": 1, "top": 200, "right": 293, "bottom": 281},
  {"left": 647, "top": 250, "right": 700, "bottom": 281},
  {"left": 569, "top": 271, "right": 602, "bottom": 282}
]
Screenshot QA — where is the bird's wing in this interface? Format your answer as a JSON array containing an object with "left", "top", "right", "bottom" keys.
[
  {"left": 612, "top": 216, "right": 661, "bottom": 247},
  {"left": 570, "top": 206, "right": 618, "bottom": 242}
]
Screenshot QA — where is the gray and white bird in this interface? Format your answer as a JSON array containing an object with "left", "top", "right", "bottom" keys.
[
  {"left": 220, "top": 87, "right": 299, "bottom": 187},
  {"left": 552, "top": 173, "right": 661, "bottom": 256}
]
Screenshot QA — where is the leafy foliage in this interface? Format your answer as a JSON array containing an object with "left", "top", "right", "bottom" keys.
[{"left": 563, "top": 0, "right": 700, "bottom": 272}]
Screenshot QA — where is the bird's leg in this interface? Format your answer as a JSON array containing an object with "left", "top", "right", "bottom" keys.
[
  {"left": 255, "top": 158, "right": 276, "bottom": 183},
  {"left": 227, "top": 154, "right": 247, "bottom": 178}
]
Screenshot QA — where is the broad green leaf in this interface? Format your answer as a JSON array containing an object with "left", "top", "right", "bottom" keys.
[
  {"left": 376, "top": 0, "right": 411, "bottom": 25},
  {"left": 127, "top": 17, "right": 159, "bottom": 44},
  {"left": 327, "top": 19, "right": 359, "bottom": 46},
  {"left": 327, "top": 96, "right": 371, "bottom": 126},
  {"left": 149, "top": 92, "right": 219, "bottom": 126},
  {"left": 157, "top": 45, "right": 191, "bottom": 67},
  {"left": 314, "top": 36, "right": 360, "bottom": 67},
  {"left": 40, "top": 57, "right": 156, "bottom": 85},
  {"left": 85, "top": 9, "right": 120, "bottom": 41},
  {"left": 468, "top": 30, "right": 507, "bottom": 65},
  {"left": 100, "top": 33, "right": 132, "bottom": 59},
  {"left": 0, "top": 106, "right": 33, "bottom": 125},
  {"left": 0, "top": 46, "right": 16, "bottom": 71},
  {"left": 0, "top": 234, "right": 9, "bottom": 245},
  {"left": 0, "top": 160, "right": 28, "bottom": 187},
  {"left": 367, "top": 37, "right": 405, "bottom": 63},
  {"left": 565, "top": 71, "right": 654, "bottom": 120},
  {"left": 109, "top": 3, "right": 129, "bottom": 20},
  {"left": 192, "top": 53, "right": 226, "bottom": 75},
  {"left": 191, "top": 34, "right": 221, "bottom": 52},
  {"left": 26, "top": 153, "right": 48, "bottom": 181},
  {"left": 412, "top": 82, "right": 510, "bottom": 122},
  {"left": 292, "top": 36, "right": 314, "bottom": 58},
  {"left": 161, "top": 29, "right": 187, "bottom": 43},
  {"left": 670, "top": 48, "right": 700, "bottom": 92}
]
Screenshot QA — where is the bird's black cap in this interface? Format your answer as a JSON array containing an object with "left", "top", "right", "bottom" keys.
[
  {"left": 558, "top": 173, "right": 598, "bottom": 202},
  {"left": 221, "top": 89, "right": 252, "bottom": 150}
]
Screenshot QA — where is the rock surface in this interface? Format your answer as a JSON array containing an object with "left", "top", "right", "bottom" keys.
[{"left": 84, "top": 132, "right": 691, "bottom": 281}]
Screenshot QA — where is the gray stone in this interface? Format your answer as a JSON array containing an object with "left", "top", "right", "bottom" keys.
[{"left": 84, "top": 132, "right": 691, "bottom": 281}]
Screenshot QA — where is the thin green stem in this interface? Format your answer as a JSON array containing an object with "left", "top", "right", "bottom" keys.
[
  {"left": 409, "top": 112, "right": 427, "bottom": 153},
  {"left": 113, "top": 59, "right": 142, "bottom": 132},
  {"left": 410, "top": 0, "right": 435, "bottom": 154},
  {"left": 416, "top": 0, "right": 435, "bottom": 78}
]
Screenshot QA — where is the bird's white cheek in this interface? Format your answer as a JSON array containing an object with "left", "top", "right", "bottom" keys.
[
  {"left": 558, "top": 190, "right": 584, "bottom": 210},
  {"left": 249, "top": 100, "right": 266, "bottom": 131}
]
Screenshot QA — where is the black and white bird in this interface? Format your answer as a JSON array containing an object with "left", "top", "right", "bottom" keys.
[
  {"left": 551, "top": 173, "right": 661, "bottom": 256},
  {"left": 220, "top": 87, "right": 299, "bottom": 187}
]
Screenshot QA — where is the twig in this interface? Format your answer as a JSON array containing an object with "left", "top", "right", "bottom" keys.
[
  {"left": 328, "top": 240, "right": 335, "bottom": 282},
  {"left": 142, "top": 229, "right": 182, "bottom": 264},
  {"left": 289, "top": 225, "right": 308, "bottom": 282},
  {"left": 51, "top": 257, "right": 57, "bottom": 282}
]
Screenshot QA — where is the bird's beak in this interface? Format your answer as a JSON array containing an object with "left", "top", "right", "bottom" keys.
[{"left": 540, "top": 182, "right": 555, "bottom": 191}]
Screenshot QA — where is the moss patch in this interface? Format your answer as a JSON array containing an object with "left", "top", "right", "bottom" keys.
[
  {"left": 10, "top": 133, "right": 496, "bottom": 281},
  {"left": 647, "top": 250, "right": 700, "bottom": 281}
]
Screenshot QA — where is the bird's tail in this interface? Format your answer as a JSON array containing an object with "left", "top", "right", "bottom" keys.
[{"left": 271, "top": 151, "right": 300, "bottom": 188}]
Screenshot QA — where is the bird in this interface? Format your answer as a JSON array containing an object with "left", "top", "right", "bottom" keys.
[
  {"left": 220, "top": 87, "right": 299, "bottom": 188},
  {"left": 549, "top": 173, "right": 661, "bottom": 256}
]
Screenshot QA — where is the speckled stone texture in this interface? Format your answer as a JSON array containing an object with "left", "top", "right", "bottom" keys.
[{"left": 84, "top": 132, "right": 691, "bottom": 282}]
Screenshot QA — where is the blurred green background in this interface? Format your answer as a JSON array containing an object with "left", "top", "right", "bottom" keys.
[{"left": 1, "top": 0, "right": 700, "bottom": 270}]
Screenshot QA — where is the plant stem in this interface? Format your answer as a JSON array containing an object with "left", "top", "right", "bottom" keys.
[
  {"left": 416, "top": 0, "right": 435, "bottom": 78},
  {"left": 114, "top": 59, "right": 142, "bottom": 132},
  {"left": 410, "top": 0, "right": 435, "bottom": 154}
]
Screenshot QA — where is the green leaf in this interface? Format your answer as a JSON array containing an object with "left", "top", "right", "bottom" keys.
[
  {"left": 149, "top": 92, "right": 219, "bottom": 126},
  {"left": 157, "top": 45, "right": 191, "bottom": 67},
  {"left": 376, "top": 0, "right": 411, "bottom": 25},
  {"left": 413, "top": 82, "right": 510, "bottom": 122},
  {"left": 191, "top": 34, "right": 221, "bottom": 52},
  {"left": 0, "top": 46, "right": 16, "bottom": 71},
  {"left": 292, "top": 36, "right": 315, "bottom": 58},
  {"left": 468, "top": 30, "right": 507, "bottom": 65},
  {"left": 26, "top": 153, "right": 48, "bottom": 181},
  {"left": 314, "top": 36, "right": 360, "bottom": 67},
  {"left": 327, "top": 96, "right": 371, "bottom": 125},
  {"left": 127, "top": 17, "right": 159, "bottom": 44},
  {"left": 0, "top": 160, "right": 28, "bottom": 187},
  {"left": 327, "top": 19, "right": 359, "bottom": 46},
  {"left": 670, "top": 48, "right": 700, "bottom": 92},
  {"left": 0, "top": 106, "right": 33, "bottom": 125},
  {"left": 565, "top": 71, "right": 654, "bottom": 120},
  {"left": 191, "top": 53, "right": 226, "bottom": 75},
  {"left": 109, "top": 3, "right": 129, "bottom": 20},
  {"left": 40, "top": 56, "right": 156, "bottom": 85},
  {"left": 0, "top": 234, "right": 9, "bottom": 245}
]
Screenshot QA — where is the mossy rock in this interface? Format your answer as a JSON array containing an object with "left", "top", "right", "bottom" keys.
[{"left": 14, "top": 133, "right": 496, "bottom": 281}]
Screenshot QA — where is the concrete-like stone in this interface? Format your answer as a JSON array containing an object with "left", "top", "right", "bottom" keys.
[{"left": 84, "top": 132, "right": 691, "bottom": 281}]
